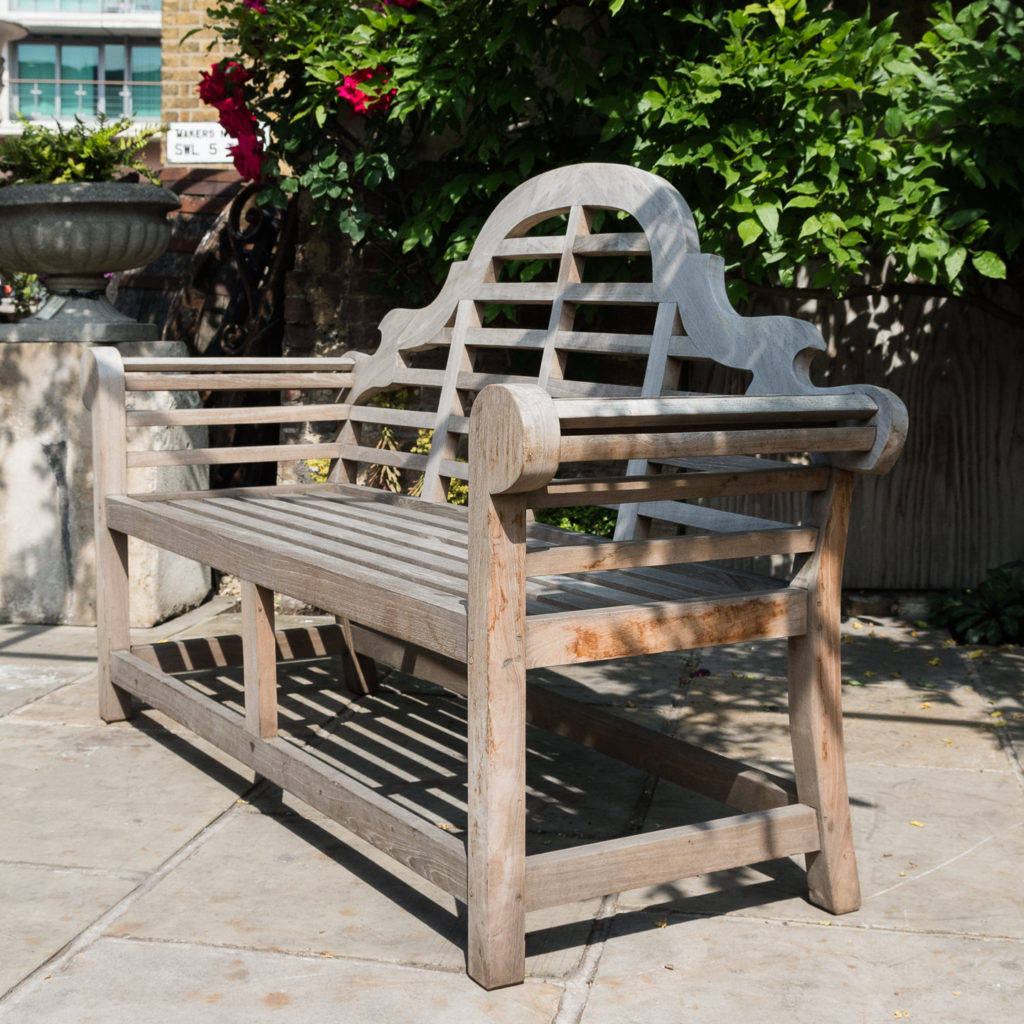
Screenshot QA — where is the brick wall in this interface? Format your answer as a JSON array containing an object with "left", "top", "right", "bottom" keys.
[{"left": 161, "top": 0, "right": 232, "bottom": 126}]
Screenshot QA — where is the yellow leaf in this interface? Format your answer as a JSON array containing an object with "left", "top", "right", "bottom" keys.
[
  {"left": 927, "top": 657, "right": 940, "bottom": 667},
  {"left": 920, "top": 702, "right": 931, "bottom": 709},
  {"left": 968, "top": 649, "right": 985, "bottom": 659},
  {"left": 910, "top": 820, "right": 925, "bottom": 828},
  {"left": 851, "top": 621, "right": 863, "bottom": 630},
  {"left": 865, "top": 670, "right": 877, "bottom": 678}
]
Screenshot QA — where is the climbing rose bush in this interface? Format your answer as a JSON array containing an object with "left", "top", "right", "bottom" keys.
[
  {"left": 202, "top": 0, "right": 1023, "bottom": 306},
  {"left": 197, "top": 60, "right": 265, "bottom": 182},
  {"left": 337, "top": 67, "right": 396, "bottom": 116}
]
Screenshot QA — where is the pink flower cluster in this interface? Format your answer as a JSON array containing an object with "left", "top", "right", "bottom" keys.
[
  {"left": 198, "top": 61, "right": 265, "bottom": 181},
  {"left": 337, "top": 66, "right": 397, "bottom": 116},
  {"left": 383, "top": 0, "right": 420, "bottom": 7},
  {"left": 242, "top": 0, "right": 268, "bottom": 13}
]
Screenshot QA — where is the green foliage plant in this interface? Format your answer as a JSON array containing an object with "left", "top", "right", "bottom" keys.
[
  {"left": 931, "top": 561, "right": 1024, "bottom": 645},
  {"left": 0, "top": 115, "right": 162, "bottom": 186},
  {"left": 203, "top": 0, "right": 1023, "bottom": 306},
  {"left": 534, "top": 506, "right": 617, "bottom": 537}
]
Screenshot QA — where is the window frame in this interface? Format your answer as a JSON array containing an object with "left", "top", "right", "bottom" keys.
[{"left": 10, "top": 36, "right": 162, "bottom": 122}]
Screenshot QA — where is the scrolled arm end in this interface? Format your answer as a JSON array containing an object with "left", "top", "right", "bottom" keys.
[{"left": 469, "top": 383, "right": 561, "bottom": 494}]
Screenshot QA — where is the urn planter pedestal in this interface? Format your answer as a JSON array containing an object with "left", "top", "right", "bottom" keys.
[{"left": 0, "top": 182, "right": 180, "bottom": 343}]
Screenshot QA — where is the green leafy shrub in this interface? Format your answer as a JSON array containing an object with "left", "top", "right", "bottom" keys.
[
  {"left": 534, "top": 506, "right": 617, "bottom": 538},
  {"left": 931, "top": 561, "right": 1024, "bottom": 645},
  {"left": 0, "top": 115, "right": 162, "bottom": 186},
  {"left": 202, "top": 0, "right": 1022, "bottom": 305}
]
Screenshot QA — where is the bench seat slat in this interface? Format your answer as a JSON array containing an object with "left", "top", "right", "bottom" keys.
[
  {"left": 107, "top": 495, "right": 470, "bottom": 661},
  {"left": 238, "top": 495, "right": 471, "bottom": 565},
  {"left": 187, "top": 498, "right": 470, "bottom": 593}
]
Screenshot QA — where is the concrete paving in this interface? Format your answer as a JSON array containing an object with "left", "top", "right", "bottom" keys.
[{"left": 1, "top": 600, "right": 1021, "bottom": 1022}]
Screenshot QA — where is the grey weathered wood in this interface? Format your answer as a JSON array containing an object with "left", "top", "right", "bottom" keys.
[
  {"left": 524, "top": 805, "right": 820, "bottom": 911},
  {"left": 85, "top": 162, "right": 908, "bottom": 991},
  {"left": 82, "top": 347, "right": 133, "bottom": 722}
]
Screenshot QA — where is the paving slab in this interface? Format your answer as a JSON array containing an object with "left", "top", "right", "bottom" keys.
[
  {"left": 0, "top": 720, "right": 249, "bottom": 871},
  {"left": 0, "top": 937, "right": 565, "bottom": 1024},
  {"left": 580, "top": 914, "right": 1024, "bottom": 1024},
  {"left": 104, "top": 801, "right": 599, "bottom": 980},
  {"left": 0, "top": 864, "right": 137, "bottom": 995},
  {"left": 1, "top": 608, "right": 1021, "bottom": 1022},
  {"left": 0, "top": 624, "right": 97, "bottom": 715},
  {"left": 619, "top": 762, "right": 1024, "bottom": 936}
]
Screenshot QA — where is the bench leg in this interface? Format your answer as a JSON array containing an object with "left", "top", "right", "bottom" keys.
[
  {"left": 466, "top": 493, "right": 527, "bottom": 989},
  {"left": 788, "top": 471, "right": 860, "bottom": 914},
  {"left": 337, "top": 616, "right": 380, "bottom": 696},
  {"left": 242, "top": 581, "right": 278, "bottom": 739},
  {"left": 96, "top": 526, "right": 133, "bottom": 722}
]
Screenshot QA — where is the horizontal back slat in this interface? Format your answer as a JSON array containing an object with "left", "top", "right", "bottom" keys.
[
  {"left": 126, "top": 373, "right": 352, "bottom": 391},
  {"left": 126, "top": 442, "right": 343, "bottom": 469},
  {"left": 127, "top": 403, "right": 350, "bottom": 428},
  {"left": 525, "top": 525, "right": 818, "bottom": 576},
  {"left": 122, "top": 357, "right": 356, "bottom": 373},
  {"left": 529, "top": 467, "right": 830, "bottom": 508}
]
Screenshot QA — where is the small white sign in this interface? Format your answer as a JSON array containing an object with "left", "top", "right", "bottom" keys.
[{"left": 165, "top": 122, "right": 233, "bottom": 164}]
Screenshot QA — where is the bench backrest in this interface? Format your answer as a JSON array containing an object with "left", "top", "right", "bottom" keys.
[{"left": 334, "top": 163, "right": 898, "bottom": 516}]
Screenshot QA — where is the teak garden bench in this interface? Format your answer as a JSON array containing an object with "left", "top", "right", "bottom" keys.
[{"left": 83, "top": 163, "right": 907, "bottom": 989}]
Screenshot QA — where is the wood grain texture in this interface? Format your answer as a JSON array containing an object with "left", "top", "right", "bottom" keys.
[
  {"left": 787, "top": 470, "right": 861, "bottom": 914},
  {"left": 524, "top": 805, "right": 820, "bottom": 911},
  {"left": 81, "top": 347, "right": 134, "bottom": 722},
  {"left": 241, "top": 581, "right": 278, "bottom": 738}
]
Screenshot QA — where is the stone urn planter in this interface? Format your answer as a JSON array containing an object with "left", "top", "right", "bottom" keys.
[{"left": 0, "top": 181, "right": 180, "bottom": 342}]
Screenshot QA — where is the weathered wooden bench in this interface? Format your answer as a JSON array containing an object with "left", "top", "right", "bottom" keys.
[{"left": 83, "top": 163, "right": 906, "bottom": 989}]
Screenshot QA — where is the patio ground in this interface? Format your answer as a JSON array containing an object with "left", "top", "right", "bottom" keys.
[{"left": 1, "top": 597, "right": 1022, "bottom": 1022}]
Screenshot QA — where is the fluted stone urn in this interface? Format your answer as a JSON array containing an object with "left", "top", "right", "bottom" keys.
[{"left": 0, "top": 182, "right": 180, "bottom": 342}]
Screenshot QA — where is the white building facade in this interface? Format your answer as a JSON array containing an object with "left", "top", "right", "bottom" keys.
[{"left": 0, "top": 0, "right": 162, "bottom": 132}]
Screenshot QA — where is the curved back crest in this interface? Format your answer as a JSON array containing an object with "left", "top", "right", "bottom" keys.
[{"left": 338, "top": 163, "right": 834, "bottom": 502}]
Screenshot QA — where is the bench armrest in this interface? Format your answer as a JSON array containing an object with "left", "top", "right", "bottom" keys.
[{"left": 469, "top": 383, "right": 906, "bottom": 497}]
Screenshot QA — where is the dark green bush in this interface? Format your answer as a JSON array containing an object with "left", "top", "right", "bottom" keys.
[{"left": 931, "top": 561, "right": 1024, "bottom": 645}]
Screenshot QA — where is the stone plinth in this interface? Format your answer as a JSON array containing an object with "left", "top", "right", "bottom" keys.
[{"left": 0, "top": 340, "right": 210, "bottom": 626}]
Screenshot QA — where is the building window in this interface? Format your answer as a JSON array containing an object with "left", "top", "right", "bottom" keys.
[
  {"left": 8, "top": 2, "right": 162, "bottom": 13},
  {"left": 11, "top": 40, "right": 161, "bottom": 121}
]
